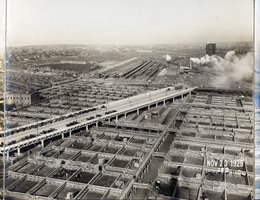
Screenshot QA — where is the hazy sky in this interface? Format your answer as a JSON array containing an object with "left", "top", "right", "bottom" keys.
[
  {"left": 6, "top": 0, "right": 253, "bottom": 46},
  {"left": 0, "top": 0, "right": 6, "bottom": 53}
]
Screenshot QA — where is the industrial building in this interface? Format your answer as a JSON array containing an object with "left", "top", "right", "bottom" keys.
[
  {"left": 179, "top": 66, "right": 190, "bottom": 74},
  {"left": 206, "top": 43, "right": 216, "bottom": 56},
  {"left": 6, "top": 92, "right": 40, "bottom": 107}
]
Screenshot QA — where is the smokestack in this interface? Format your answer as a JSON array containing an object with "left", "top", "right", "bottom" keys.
[{"left": 189, "top": 59, "right": 193, "bottom": 69}]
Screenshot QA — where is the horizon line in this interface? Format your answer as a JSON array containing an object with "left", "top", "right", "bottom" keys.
[{"left": 7, "top": 40, "right": 254, "bottom": 48}]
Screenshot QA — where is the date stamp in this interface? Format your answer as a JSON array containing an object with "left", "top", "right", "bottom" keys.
[{"left": 206, "top": 159, "right": 244, "bottom": 173}]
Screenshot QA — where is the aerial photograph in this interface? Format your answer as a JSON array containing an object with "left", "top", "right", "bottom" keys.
[{"left": 0, "top": 0, "right": 254, "bottom": 199}]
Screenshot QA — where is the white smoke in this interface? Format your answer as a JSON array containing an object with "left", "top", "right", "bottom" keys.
[
  {"left": 190, "top": 54, "right": 221, "bottom": 65},
  {"left": 165, "top": 54, "right": 171, "bottom": 62},
  {"left": 224, "top": 51, "right": 236, "bottom": 61},
  {"left": 190, "top": 51, "right": 253, "bottom": 87}
]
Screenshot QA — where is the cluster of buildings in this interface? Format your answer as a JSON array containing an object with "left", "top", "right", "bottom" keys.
[
  {"left": 5, "top": 81, "right": 150, "bottom": 128},
  {"left": 10, "top": 45, "right": 99, "bottom": 63},
  {"left": 2, "top": 88, "right": 254, "bottom": 200},
  {"left": 179, "top": 43, "right": 217, "bottom": 74},
  {"left": 0, "top": 42, "right": 255, "bottom": 200}
]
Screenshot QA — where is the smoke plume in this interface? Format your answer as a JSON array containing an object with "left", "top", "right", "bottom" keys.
[
  {"left": 165, "top": 54, "right": 171, "bottom": 62},
  {"left": 190, "top": 51, "right": 253, "bottom": 88}
]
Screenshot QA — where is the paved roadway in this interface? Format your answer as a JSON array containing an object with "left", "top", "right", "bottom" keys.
[{"left": 1, "top": 86, "right": 196, "bottom": 152}]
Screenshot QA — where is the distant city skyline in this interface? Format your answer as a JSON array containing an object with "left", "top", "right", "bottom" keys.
[{"left": 5, "top": 0, "right": 254, "bottom": 47}]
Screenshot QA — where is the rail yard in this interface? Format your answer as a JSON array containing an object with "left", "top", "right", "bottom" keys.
[{"left": 1, "top": 42, "right": 254, "bottom": 200}]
